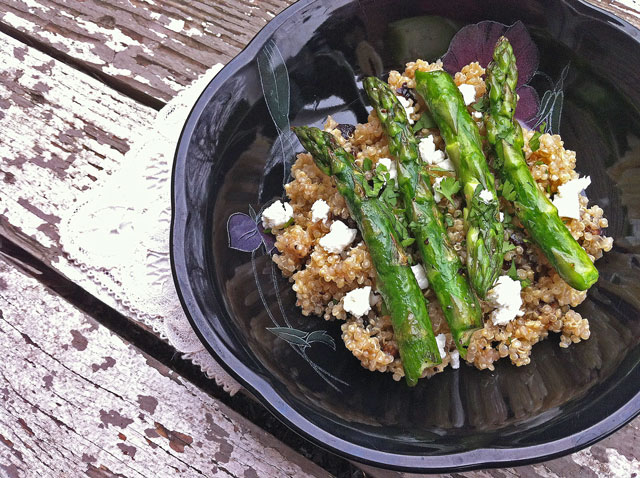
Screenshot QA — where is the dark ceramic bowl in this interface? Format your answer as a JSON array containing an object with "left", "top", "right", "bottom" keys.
[{"left": 171, "top": 0, "right": 640, "bottom": 472}]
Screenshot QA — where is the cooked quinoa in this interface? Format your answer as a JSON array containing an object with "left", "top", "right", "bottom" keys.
[{"left": 271, "top": 60, "right": 613, "bottom": 382}]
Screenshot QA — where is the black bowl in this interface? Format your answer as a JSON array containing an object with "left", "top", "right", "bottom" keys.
[{"left": 171, "top": 0, "right": 640, "bottom": 472}]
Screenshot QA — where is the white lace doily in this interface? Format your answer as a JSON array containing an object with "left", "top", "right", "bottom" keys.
[{"left": 59, "top": 64, "right": 242, "bottom": 395}]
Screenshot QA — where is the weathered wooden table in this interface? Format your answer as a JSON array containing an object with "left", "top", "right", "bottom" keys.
[{"left": 0, "top": 1, "right": 638, "bottom": 477}]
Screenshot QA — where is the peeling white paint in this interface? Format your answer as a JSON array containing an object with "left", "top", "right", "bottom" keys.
[
  {"left": 166, "top": 18, "right": 185, "bottom": 33},
  {"left": 186, "top": 27, "right": 203, "bottom": 37},
  {"left": 3, "top": 12, "right": 105, "bottom": 65},
  {"left": 102, "top": 65, "right": 133, "bottom": 76},
  {"left": 21, "top": 0, "right": 50, "bottom": 12}
]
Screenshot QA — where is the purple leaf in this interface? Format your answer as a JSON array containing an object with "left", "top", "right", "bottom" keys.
[
  {"left": 515, "top": 85, "right": 540, "bottom": 125},
  {"left": 443, "top": 20, "right": 539, "bottom": 88},
  {"left": 503, "top": 22, "right": 539, "bottom": 87},
  {"left": 228, "top": 213, "right": 263, "bottom": 252}
]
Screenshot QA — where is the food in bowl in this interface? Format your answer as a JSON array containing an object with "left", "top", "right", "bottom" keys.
[{"left": 263, "top": 36, "right": 613, "bottom": 386}]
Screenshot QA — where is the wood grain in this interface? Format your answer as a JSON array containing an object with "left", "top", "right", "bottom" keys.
[
  {"left": 0, "top": 256, "right": 329, "bottom": 478},
  {"left": 0, "top": 0, "right": 295, "bottom": 102}
]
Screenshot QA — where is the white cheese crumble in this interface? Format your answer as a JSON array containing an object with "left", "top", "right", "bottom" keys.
[
  {"left": 473, "top": 111, "right": 483, "bottom": 119},
  {"left": 432, "top": 176, "right": 445, "bottom": 202},
  {"left": 377, "top": 157, "right": 397, "bottom": 180},
  {"left": 435, "top": 333, "right": 447, "bottom": 359},
  {"left": 499, "top": 212, "right": 505, "bottom": 222},
  {"left": 343, "top": 286, "right": 372, "bottom": 317},
  {"left": 479, "top": 188, "right": 494, "bottom": 204},
  {"left": 458, "top": 83, "right": 477, "bottom": 106},
  {"left": 397, "top": 96, "right": 415, "bottom": 124},
  {"left": 318, "top": 220, "right": 357, "bottom": 254},
  {"left": 411, "top": 264, "right": 429, "bottom": 289},
  {"left": 261, "top": 200, "right": 293, "bottom": 229},
  {"left": 552, "top": 176, "right": 591, "bottom": 220},
  {"left": 450, "top": 349, "right": 460, "bottom": 369},
  {"left": 487, "top": 275, "right": 524, "bottom": 326},
  {"left": 418, "top": 135, "right": 454, "bottom": 171},
  {"left": 310, "top": 199, "right": 330, "bottom": 223}
]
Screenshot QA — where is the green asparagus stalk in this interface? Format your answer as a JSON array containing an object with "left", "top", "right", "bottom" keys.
[
  {"left": 363, "top": 77, "right": 483, "bottom": 355},
  {"left": 415, "top": 70, "right": 505, "bottom": 298},
  {"left": 485, "top": 37, "right": 598, "bottom": 290},
  {"left": 293, "top": 126, "right": 441, "bottom": 385}
]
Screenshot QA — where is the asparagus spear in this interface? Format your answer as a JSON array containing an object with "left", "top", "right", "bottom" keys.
[
  {"left": 485, "top": 37, "right": 598, "bottom": 290},
  {"left": 363, "top": 77, "right": 483, "bottom": 355},
  {"left": 415, "top": 70, "right": 505, "bottom": 298},
  {"left": 293, "top": 126, "right": 441, "bottom": 385}
]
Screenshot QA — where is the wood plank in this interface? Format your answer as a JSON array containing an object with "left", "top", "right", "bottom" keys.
[
  {"left": 0, "top": 0, "right": 295, "bottom": 102},
  {"left": 0, "top": 30, "right": 160, "bottom": 324},
  {"left": 0, "top": 256, "right": 329, "bottom": 478}
]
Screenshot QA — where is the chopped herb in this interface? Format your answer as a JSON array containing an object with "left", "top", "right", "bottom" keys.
[
  {"left": 521, "top": 279, "right": 532, "bottom": 289},
  {"left": 429, "top": 166, "right": 455, "bottom": 174},
  {"left": 380, "top": 181, "right": 398, "bottom": 207},
  {"left": 502, "top": 210, "right": 512, "bottom": 227},
  {"left": 507, "top": 260, "right": 518, "bottom": 281},
  {"left": 435, "top": 177, "right": 461, "bottom": 203},
  {"left": 528, "top": 122, "right": 546, "bottom": 152},
  {"left": 401, "top": 237, "right": 415, "bottom": 247},
  {"left": 529, "top": 132, "right": 542, "bottom": 152},
  {"left": 534, "top": 160, "right": 545, "bottom": 166},
  {"left": 472, "top": 95, "right": 489, "bottom": 112},
  {"left": 503, "top": 242, "right": 516, "bottom": 253},
  {"left": 363, "top": 157, "right": 373, "bottom": 171},
  {"left": 412, "top": 110, "right": 437, "bottom": 132},
  {"left": 501, "top": 180, "right": 517, "bottom": 201},
  {"left": 444, "top": 214, "right": 454, "bottom": 228}
]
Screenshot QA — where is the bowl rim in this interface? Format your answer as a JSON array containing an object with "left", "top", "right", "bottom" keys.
[{"left": 171, "top": 0, "right": 640, "bottom": 472}]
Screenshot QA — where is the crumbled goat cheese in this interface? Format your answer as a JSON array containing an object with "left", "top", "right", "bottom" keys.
[
  {"left": 433, "top": 176, "right": 444, "bottom": 202},
  {"left": 411, "top": 264, "right": 429, "bottom": 289},
  {"left": 479, "top": 188, "right": 494, "bottom": 203},
  {"left": 487, "top": 275, "right": 524, "bottom": 326},
  {"left": 435, "top": 333, "right": 447, "bottom": 359},
  {"left": 473, "top": 111, "right": 483, "bottom": 119},
  {"left": 450, "top": 349, "right": 460, "bottom": 369},
  {"left": 418, "top": 135, "right": 455, "bottom": 171},
  {"left": 552, "top": 176, "right": 591, "bottom": 220},
  {"left": 318, "top": 220, "right": 357, "bottom": 254},
  {"left": 458, "top": 83, "right": 477, "bottom": 106},
  {"left": 377, "top": 157, "right": 397, "bottom": 180},
  {"left": 343, "top": 286, "right": 372, "bottom": 317},
  {"left": 397, "top": 96, "right": 415, "bottom": 124},
  {"left": 261, "top": 200, "right": 293, "bottom": 229},
  {"left": 310, "top": 199, "right": 330, "bottom": 223},
  {"left": 499, "top": 212, "right": 505, "bottom": 222}
]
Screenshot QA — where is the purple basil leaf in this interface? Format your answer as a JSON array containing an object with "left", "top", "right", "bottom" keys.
[
  {"left": 515, "top": 85, "right": 540, "bottom": 125},
  {"left": 443, "top": 20, "right": 508, "bottom": 74},
  {"left": 259, "top": 223, "right": 277, "bottom": 253},
  {"left": 228, "top": 213, "right": 262, "bottom": 252},
  {"left": 443, "top": 21, "right": 539, "bottom": 88},
  {"left": 503, "top": 21, "right": 539, "bottom": 87}
]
